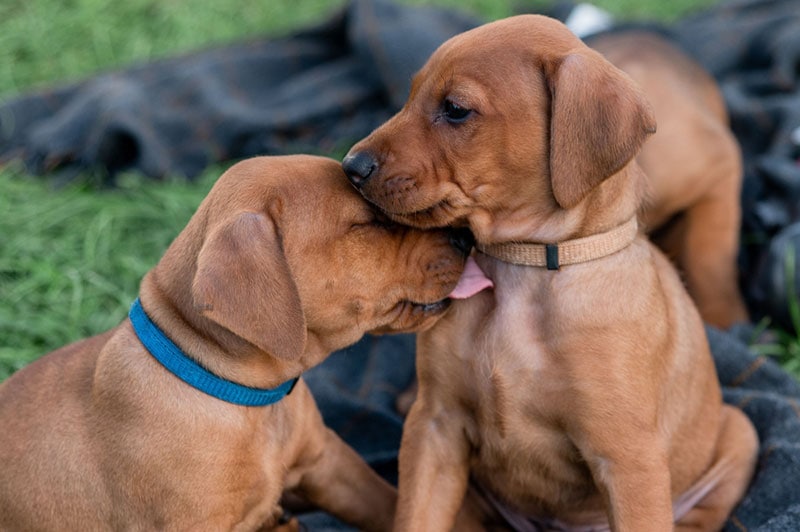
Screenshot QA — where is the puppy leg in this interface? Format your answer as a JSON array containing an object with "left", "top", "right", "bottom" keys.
[
  {"left": 395, "top": 398, "right": 478, "bottom": 532},
  {"left": 266, "top": 520, "right": 300, "bottom": 532},
  {"left": 675, "top": 406, "right": 758, "bottom": 532},
  {"left": 576, "top": 414, "right": 674, "bottom": 532},
  {"left": 294, "top": 426, "right": 397, "bottom": 532},
  {"left": 395, "top": 380, "right": 418, "bottom": 416},
  {"left": 654, "top": 175, "right": 748, "bottom": 329},
  {"left": 260, "top": 507, "right": 300, "bottom": 532}
]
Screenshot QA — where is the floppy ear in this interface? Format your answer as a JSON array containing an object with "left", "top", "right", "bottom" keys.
[
  {"left": 191, "top": 211, "right": 306, "bottom": 359},
  {"left": 546, "top": 50, "right": 656, "bottom": 209}
]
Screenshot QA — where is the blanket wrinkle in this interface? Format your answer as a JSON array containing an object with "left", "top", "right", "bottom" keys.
[
  {"left": 0, "top": 0, "right": 480, "bottom": 181},
  {"left": 2, "top": 1, "right": 800, "bottom": 530}
]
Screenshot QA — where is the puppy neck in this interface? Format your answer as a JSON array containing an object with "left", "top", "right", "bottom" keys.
[
  {"left": 471, "top": 164, "right": 644, "bottom": 246},
  {"left": 138, "top": 262, "right": 306, "bottom": 391},
  {"left": 127, "top": 297, "right": 298, "bottom": 406}
]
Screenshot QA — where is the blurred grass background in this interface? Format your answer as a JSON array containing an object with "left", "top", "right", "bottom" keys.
[{"left": 3, "top": 0, "right": 784, "bottom": 381}]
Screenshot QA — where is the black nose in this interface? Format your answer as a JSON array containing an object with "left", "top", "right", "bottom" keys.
[
  {"left": 342, "top": 151, "right": 378, "bottom": 188},
  {"left": 449, "top": 228, "right": 475, "bottom": 255}
]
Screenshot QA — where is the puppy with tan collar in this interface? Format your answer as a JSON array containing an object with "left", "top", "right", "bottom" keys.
[
  {"left": 0, "top": 155, "right": 469, "bottom": 531},
  {"left": 343, "top": 15, "right": 757, "bottom": 531}
]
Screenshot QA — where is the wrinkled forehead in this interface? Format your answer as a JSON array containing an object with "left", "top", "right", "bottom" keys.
[
  {"left": 410, "top": 47, "right": 517, "bottom": 104},
  {"left": 421, "top": 15, "right": 582, "bottom": 76},
  {"left": 407, "top": 40, "right": 531, "bottom": 106},
  {"left": 407, "top": 17, "right": 584, "bottom": 109}
]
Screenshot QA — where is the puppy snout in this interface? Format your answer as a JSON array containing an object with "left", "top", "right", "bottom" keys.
[
  {"left": 342, "top": 151, "right": 378, "bottom": 188},
  {"left": 449, "top": 228, "right": 475, "bottom": 256}
]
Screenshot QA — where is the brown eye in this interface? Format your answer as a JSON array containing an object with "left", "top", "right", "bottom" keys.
[
  {"left": 350, "top": 212, "right": 395, "bottom": 232},
  {"left": 443, "top": 99, "right": 472, "bottom": 123}
]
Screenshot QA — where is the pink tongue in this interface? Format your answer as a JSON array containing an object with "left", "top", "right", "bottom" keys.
[{"left": 449, "top": 256, "right": 494, "bottom": 299}]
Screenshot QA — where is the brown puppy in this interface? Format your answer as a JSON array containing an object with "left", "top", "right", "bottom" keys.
[
  {"left": 0, "top": 155, "right": 467, "bottom": 531},
  {"left": 343, "top": 15, "right": 757, "bottom": 531},
  {"left": 589, "top": 29, "right": 748, "bottom": 328}
]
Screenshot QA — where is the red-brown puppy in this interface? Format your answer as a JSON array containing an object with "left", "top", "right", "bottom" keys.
[
  {"left": 343, "top": 15, "right": 757, "bottom": 531},
  {"left": 0, "top": 155, "right": 467, "bottom": 531},
  {"left": 589, "top": 29, "right": 748, "bottom": 328}
]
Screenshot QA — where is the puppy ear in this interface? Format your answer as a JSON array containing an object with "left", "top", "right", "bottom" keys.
[
  {"left": 547, "top": 51, "right": 656, "bottom": 209},
  {"left": 192, "top": 211, "right": 306, "bottom": 359}
]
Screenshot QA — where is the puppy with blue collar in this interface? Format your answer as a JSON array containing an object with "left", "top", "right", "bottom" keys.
[{"left": 0, "top": 155, "right": 469, "bottom": 531}]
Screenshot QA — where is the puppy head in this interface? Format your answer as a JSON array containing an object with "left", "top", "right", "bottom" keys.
[
  {"left": 343, "top": 15, "right": 655, "bottom": 241},
  {"left": 191, "top": 155, "right": 468, "bottom": 360}
]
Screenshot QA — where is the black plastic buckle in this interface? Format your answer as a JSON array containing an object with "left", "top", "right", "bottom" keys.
[{"left": 546, "top": 244, "right": 560, "bottom": 270}]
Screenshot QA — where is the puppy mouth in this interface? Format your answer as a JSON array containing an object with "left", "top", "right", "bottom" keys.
[
  {"left": 448, "top": 257, "right": 494, "bottom": 299},
  {"left": 397, "top": 296, "right": 452, "bottom": 323},
  {"left": 409, "top": 298, "right": 452, "bottom": 314},
  {"left": 379, "top": 198, "right": 453, "bottom": 228},
  {"left": 406, "top": 200, "right": 448, "bottom": 218},
  {"left": 404, "top": 258, "right": 494, "bottom": 314},
  {"left": 371, "top": 298, "right": 452, "bottom": 334},
  {"left": 355, "top": 171, "right": 462, "bottom": 227}
]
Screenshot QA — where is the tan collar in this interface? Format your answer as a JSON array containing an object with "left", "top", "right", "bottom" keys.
[{"left": 476, "top": 217, "right": 638, "bottom": 270}]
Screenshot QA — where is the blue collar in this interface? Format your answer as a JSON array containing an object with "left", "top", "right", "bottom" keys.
[{"left": 128, "top": 298, "right": 298, "bottom": 407}]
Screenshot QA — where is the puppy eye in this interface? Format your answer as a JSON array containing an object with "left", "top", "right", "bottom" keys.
[
  {"left": 350, "top": 212, "right": 396, "bottom": 231},
  {"left": 443, "top": 99, "right": 472, "bottom": 123},
  {"left": 372, "top": 212, "right": 395, "bottom": 228},
  {"left": 365, "top": 214, "right": 397, "bottom": 232}
]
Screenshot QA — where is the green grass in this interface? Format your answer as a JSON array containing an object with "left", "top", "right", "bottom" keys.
[
  {"left": 0, "top": 0, "right": 342, "bottom": 98},
  {"left": 0, "top": 165, "right": 218, "bottom": 376},
  {"left": 748, "top": 247, "right": 800, "bottom": 377},
  {"left": 2, "top": 0, "right": 790, "bottom": 382},
  {"left": 0, "top": 0, "right": 716, "bottom": 98}
]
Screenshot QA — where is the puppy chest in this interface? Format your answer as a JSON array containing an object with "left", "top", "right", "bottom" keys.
[
  {"left": 471, "top": 310, "right": 567, "bottom": 404},
  {"left": 467, "top": 327, "right": 599, "bottom": 511}
]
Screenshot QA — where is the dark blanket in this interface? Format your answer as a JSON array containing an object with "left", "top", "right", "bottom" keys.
[
  {"left": 3, "top": 0, "right": 800, "bottom": 530},
  {"left": 0, "top": 0, "right": 479, "bottom": 181}
]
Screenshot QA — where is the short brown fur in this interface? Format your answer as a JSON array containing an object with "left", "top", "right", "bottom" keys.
[{"left": 590, "top": 29, "right": 748, "bottom": 328}]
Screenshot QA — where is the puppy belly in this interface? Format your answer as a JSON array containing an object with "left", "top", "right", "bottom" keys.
[{"left": 468, "top": 424, "right": 604, "bottom": 521}]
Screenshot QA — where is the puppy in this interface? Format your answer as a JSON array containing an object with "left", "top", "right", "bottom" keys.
[
  {"left": 588, "top": 29, "right": 748, "bottom": 328},
  {"left": 0, "top": 155, "right": 468, "bottom": 531},
  {"left": 343, "top": 15, "right": 757, "bottom": 531}
]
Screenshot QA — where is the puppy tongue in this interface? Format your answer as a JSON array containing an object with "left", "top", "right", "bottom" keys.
[{"left": 449, "top": 256, "right": 494, "bottom": 299}]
